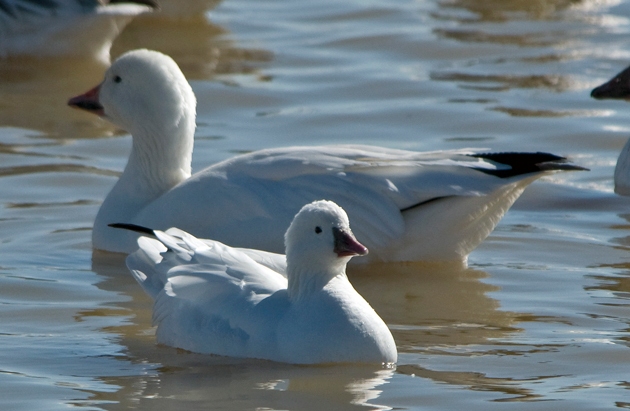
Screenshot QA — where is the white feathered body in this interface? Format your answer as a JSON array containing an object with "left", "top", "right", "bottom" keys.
[
  {"left": 127, "top": 227, "right": 397, "bottom": 364},
  {"left": 100, "top": 145, "right": 545, "bottom": 262},
  {"left": 71, "top": 49, "right": 580, "bottom": 262},
  {"left": 614, "top": 138, "right": 630, "bottom": 196}
]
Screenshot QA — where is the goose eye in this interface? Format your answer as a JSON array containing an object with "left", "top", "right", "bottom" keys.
[
  {"left": 314, "top": 226, "right": 322, "bottom": 234},
  {"left": 114, "top": 75, "right": 122, "bottom": 83}
]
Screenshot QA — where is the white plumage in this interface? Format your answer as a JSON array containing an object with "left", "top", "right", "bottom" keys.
[
  {"left": 69, "top": 49, "right": 584, "bottom": 262},
  {"left": 122, "top": 200, "right": 398, "bottom": 364}
]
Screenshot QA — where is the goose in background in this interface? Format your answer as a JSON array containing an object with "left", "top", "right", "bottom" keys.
[
  {"left": 69, "top": 49, "right": 586, "bottom": 262},
  {"left": 591, "top": 65, "right": 630, "bottom": 196},
  {"left": 117, "top": 200, "right": 398, "bottom": 364},
  {"left": 0, "top": 0, "right": 156, "bottom": 62}
]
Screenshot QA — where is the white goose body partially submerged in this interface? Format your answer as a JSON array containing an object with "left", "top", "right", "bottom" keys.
[
  {"left": 591, "top": 65, "right": 630, "bottom": 196},
  {"left": 69, "top": 49, "right": 585, "bottom": 262},
  {"left": 121, "top": 200, "right": 398, "bottom": 364}
]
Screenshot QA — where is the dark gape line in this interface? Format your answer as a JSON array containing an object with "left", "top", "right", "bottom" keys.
[{"left": 400, "top": 196, "right": 452, "bottom": 213}]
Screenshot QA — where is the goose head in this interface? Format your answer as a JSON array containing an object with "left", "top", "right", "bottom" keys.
[
  {"left": 68, "top": 49, "right": 196, "bottom": 139},
  {"left": 591, "top": 65, "right": 630, "bottom": 100},
  {"left": 284, "top": 201, "right": 367, "bottom": 297}
]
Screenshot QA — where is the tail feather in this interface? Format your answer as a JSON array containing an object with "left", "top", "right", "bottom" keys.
[
  {"left": 125, "top": 236, "right": 168, "bottom": 300},
  {"left": 388, "top": 176, "right": 538, "bottom": 262}
]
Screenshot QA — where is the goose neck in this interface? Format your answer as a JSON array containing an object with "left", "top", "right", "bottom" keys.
[
  {"left": 124, "top": 122, "right": 193, "bottom": 195},
  {"left": 286, "top": 260, "right": 347, "bottom": 302}
]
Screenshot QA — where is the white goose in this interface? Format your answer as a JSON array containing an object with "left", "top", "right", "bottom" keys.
[
  {"left": 0, "top": 0, "right": 156, "bottom": 61},
  {"left": 69, "top": 49, "right": 585, "bottom": 262},
  {"left": 591, "top": 65, "right": 630, "bottom": 196},
  {"left": 119, "top": 200, "right": 397, "bottom": 364}
]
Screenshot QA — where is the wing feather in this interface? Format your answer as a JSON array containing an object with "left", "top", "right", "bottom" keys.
[
  {"left": 126, "top": 230, "right": 288, "bottom": 338},
  {"left": 133, "top": 145, "right": 561, "bottom": 256}
]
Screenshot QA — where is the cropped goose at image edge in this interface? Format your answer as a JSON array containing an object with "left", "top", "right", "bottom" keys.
[{"left": 591, "top": 65, "right": 630, "bottom": 196}]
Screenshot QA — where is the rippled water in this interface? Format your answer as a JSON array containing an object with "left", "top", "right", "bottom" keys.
[{"left": 2, "top": 0, "right": 630, "bottom": 409}]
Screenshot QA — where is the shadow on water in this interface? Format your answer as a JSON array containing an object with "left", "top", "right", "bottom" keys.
[
  {"left": 349, "top": 261, "right": 523, "bottom": 350},
  {"left": 427, "top": 0, "right": 607, "bottom": 117},
  {"left": 0, "top": 56, "right": 117, "bottom": 139},
  {"left": 433, "top": 0, "right": 588, "bottom": 23},
  {"left": 110, "top": 0, "right": 273, "bottom": 81}
]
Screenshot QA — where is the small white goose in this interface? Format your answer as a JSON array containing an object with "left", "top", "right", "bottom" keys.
[
  {"left": 119, "top": 200, "right": 397, "bottom": 364},
  {"left": 591, "top": 66, "right": 630, "bottom": 196},
  {"left": 69, "top": 49, "right": 585, "bottom": 262}
]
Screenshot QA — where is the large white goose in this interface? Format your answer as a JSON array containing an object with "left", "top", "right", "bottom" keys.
[
  {"left": 69, "top": 49, "right": 585, "bottom": 262},
  {"left": 118, "top": 200, "right": 397, "bottom": 364},
  {"left": 591, "top": 65, "right": 630, "bottom": 196},
  {"left": 0, "top": 0, "right": 156, "bottom": 61}
]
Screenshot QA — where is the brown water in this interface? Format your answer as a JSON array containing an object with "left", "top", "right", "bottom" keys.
[{"left": 1, "top": 0, "right": 630, "bottom": 409}]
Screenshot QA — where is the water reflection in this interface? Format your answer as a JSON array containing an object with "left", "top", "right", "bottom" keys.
[
  {"left": 0, "top": 56, "right": 117, "bottom": 138},
  {"left": 433, "top": 27, "right": 565, "bottom": 47},
  {"left": 430, "top": 71, "right": 575, "bottom": 92},
  {"left": 348, "top": 262, "right": 522, "bottom": 350},
  {"left": 89, "top": 361, "right": 394, "bottom": 410},
  {"left": 431, "top": 0, "right": 590, "bottom": 49},
  {"left": 608, "top": 212, "right": 630, "bottom": 248},
  {"left": 154, "top": 0, "right": 223, "bottom": 17},
  {"left": 110, "top": 0, "right": 273, "bottom": 80},
  {"left": 587, "top": 253, "right": 630, "bottom": 348},
  {"left": 397, "top": 364, "right": 544, "bottom": 401},
  {"left": 434, "top": 0, "right": 587, "bottom": 23},
  {"left": 427, "top": 0, "right": 607, "bottom": 100}
]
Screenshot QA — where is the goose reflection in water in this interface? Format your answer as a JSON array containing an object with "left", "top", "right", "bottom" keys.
[{"left": 348, "top": 262, "right": 522, "bottom": 349}]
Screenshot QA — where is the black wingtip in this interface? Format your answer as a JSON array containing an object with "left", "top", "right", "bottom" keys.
[
  {"left": 469, "top": 152, "right": 587, "bottom": 178},
  {"left": 108, "top": 223, "right": 156, "bottom": 236}
]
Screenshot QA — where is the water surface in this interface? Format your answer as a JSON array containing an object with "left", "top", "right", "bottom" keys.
[{"left": 1, "top": 0, "right": 630, "bottom": 409}]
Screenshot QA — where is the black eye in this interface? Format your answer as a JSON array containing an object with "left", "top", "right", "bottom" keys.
[
  {"left": 113, "top": 75, "right": 122, "bottom": 83},
  {"left": 315, "top": 226, "right": 322, "bottom": 234}
]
